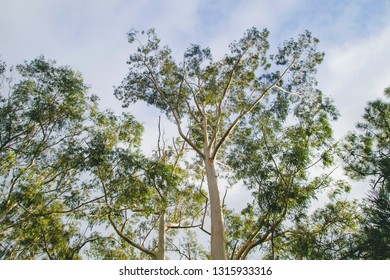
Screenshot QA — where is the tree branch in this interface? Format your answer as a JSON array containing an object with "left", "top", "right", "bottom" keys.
[
  {"left": 171, "top": 110, "right": 205, "bottom": 158},
  {"left": 108, "top": 214, "right": 157, "bottom": 259},
  {"left": 5, "top": 157, "right": 36, "bottom": 207},
  {"left": 209, "top": 50, "right": 248, "bottom": 149},
  {"left": 97, "top": 167, "right": 157, "bottom": 259},
  {"left": 212, "top": 57, "right": 296, "bottom": 160}
]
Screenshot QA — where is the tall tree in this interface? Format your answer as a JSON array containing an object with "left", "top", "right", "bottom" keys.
[{"left": 115, "top": 28, "right": 325, "bottom": 259}]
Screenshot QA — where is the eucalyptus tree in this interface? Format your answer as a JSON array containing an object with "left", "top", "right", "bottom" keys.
[
  {"left": 0, "top": 56, "right": 99, "bottom": 259},
  {"left": 115, "top": 28, "right": 325, "bottom": 259},
  {"left": 224, "top": 62, "right": 340, "bottom": 259},
  {"left": 277, "top": 87, "right": 390, "bottom": 260},
  {"left": 0, "top": 56, "right": 207, "bottom": 260}
]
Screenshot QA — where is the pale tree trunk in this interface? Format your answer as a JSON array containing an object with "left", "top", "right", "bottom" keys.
[
  {"left": 156, "top": 211, "right": 166, "bottom": 260},
  {"left": 204, "top": 149, "right": 227, "bottom": 260}
]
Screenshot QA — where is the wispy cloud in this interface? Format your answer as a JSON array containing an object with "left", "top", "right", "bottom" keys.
[{"left": 318, "top": 23, "right": 390, "bottom": 139}]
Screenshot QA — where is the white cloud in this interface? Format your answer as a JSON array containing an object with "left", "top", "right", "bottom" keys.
[
  {"left": 199, "top": 0, "right": 307, "bottom": 57},
  {"left": 318, "top": 23, "right": 390, "bottom": 139}
]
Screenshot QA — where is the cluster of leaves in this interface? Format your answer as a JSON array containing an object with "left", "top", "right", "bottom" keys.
[
  {"left": 0, "top": 56, "right": 97, "bottom": 259},
  {"left": 269, "top": 184, "right": 362, "bottom": 259}
]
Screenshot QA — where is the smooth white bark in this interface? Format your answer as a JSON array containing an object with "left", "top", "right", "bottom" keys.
[
  {"left": 204, "top": 150, "right": 227, "bottom": 260},
  {"left": 156, "top": 211, "right": 166, "bottom": 260}
]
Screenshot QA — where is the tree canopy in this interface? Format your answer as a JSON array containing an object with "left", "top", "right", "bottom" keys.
[
  {"left": 115, "top": 27, "right": 328, "bottom": 259},
  {"left": 0, "top": 56, "right": 97, "bottom": 259},
  {"left": 0, "top": 29, "right": 388, "bottom": 260}
]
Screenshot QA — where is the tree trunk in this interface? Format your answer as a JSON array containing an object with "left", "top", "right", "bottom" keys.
[
  {"left": 156, "top": 211, "right": 166, "bottom": 260},
  {"left": 204, "top": 151, "right": 227, "bottom": 260}
]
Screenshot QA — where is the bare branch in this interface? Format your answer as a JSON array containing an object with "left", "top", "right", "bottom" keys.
[
  {"left": 5, "top": 157, "right": 36, "bottom": 207},
  {"left": 157, "top": 116, "right": 163, "bottom": 159},
  {"left": 42, "top": 230, "right": 53, "bottom": 260},
  {"left": 199, "top": 188, "right": 211, "bottom": 236},
  {"left": 142, "top": 216, "right": 159, "bottom": 247},
  {"left": 96, "top": 166, "right": 157, "bottom": 259},
  {"left": 39, "top": 195, "right": 105, "bottom": 216},
  {"left": 185, "top": 98, "right": 202, "bottom": 125},
  {"left": 186, "top": 78, "right": 205, "bottom": 120},
  {"left": 171, "top": 136, "right": 188, "bottom": 177},
  {"left": 108, "top": 214, "right": 157, "bottom": 259},
  {"left": 222, "top": 188, "right": 228, "bottom": 208},
  {"left": 171, "top": 110, "right": 205, "bottom": 158}
]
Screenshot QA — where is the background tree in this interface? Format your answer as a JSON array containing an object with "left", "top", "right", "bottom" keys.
[
  {"left": 341, "top": 88, "right": 390, "bottom": 259},
  {"left": 0, "top": 56, "right": 208, "bottom": 260},
  {"left": 115, "top": 28, "right": 325, "bottom": 259},
  {"left": 0, "top": 57, "right": 100, "bottom": 259},
  {"left": 357, "top": 187, "right": 390, "bottom": 259},
  {"left": 266, "top": 183, "right": 362, "bottom": 259},
  {"left": 83, "top": 111, "right": 208, "bottom": 259}
]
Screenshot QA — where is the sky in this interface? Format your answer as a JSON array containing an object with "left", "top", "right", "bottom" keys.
[{"left": 1, "top": 0, "right": 390, "bottom": 204}]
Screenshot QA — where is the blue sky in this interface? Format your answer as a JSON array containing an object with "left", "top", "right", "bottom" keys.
[{"left": 1, "top": 0, "right": 390, "bottom": 201}]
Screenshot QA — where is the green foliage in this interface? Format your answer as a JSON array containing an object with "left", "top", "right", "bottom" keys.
[
  {"left": 270, "top": 192, "right": 362, "bottom": 260},
  {"left": 341, "top": 88, "right": 390, "bottom": 259},
  {"left": 4, "top": 29, "right": 385, "bottom": 260},
  {"left": 0, "top": 56, "right": 97, "bottom": 259},
  {"left": 342, "top": 92, "right": 390, "bottom": 187},
  {"left": 80, "top": 107, "right": 207, "bottom": 259},
  {"left": 358, "top": 187, "right": 390, "bottom": 259},
  {"left": 1, "top": 55, "right": 208, "bottom": 259},
  {"left": 225, "top": 75, "right": 340, "bottom": 258},
  {"left": 261, "top": 87, "right": 389, "bottom": 260},
  {"left": 85, "top": 234, "right": 139, "bottom": 260},
  {"left": 115, "top": 28, "right": 325, "bottom": 161}
]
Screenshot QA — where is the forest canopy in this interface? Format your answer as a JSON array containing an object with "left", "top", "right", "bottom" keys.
[{"left": 0, "top": 28, "right": 389, "bottom": 260}]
